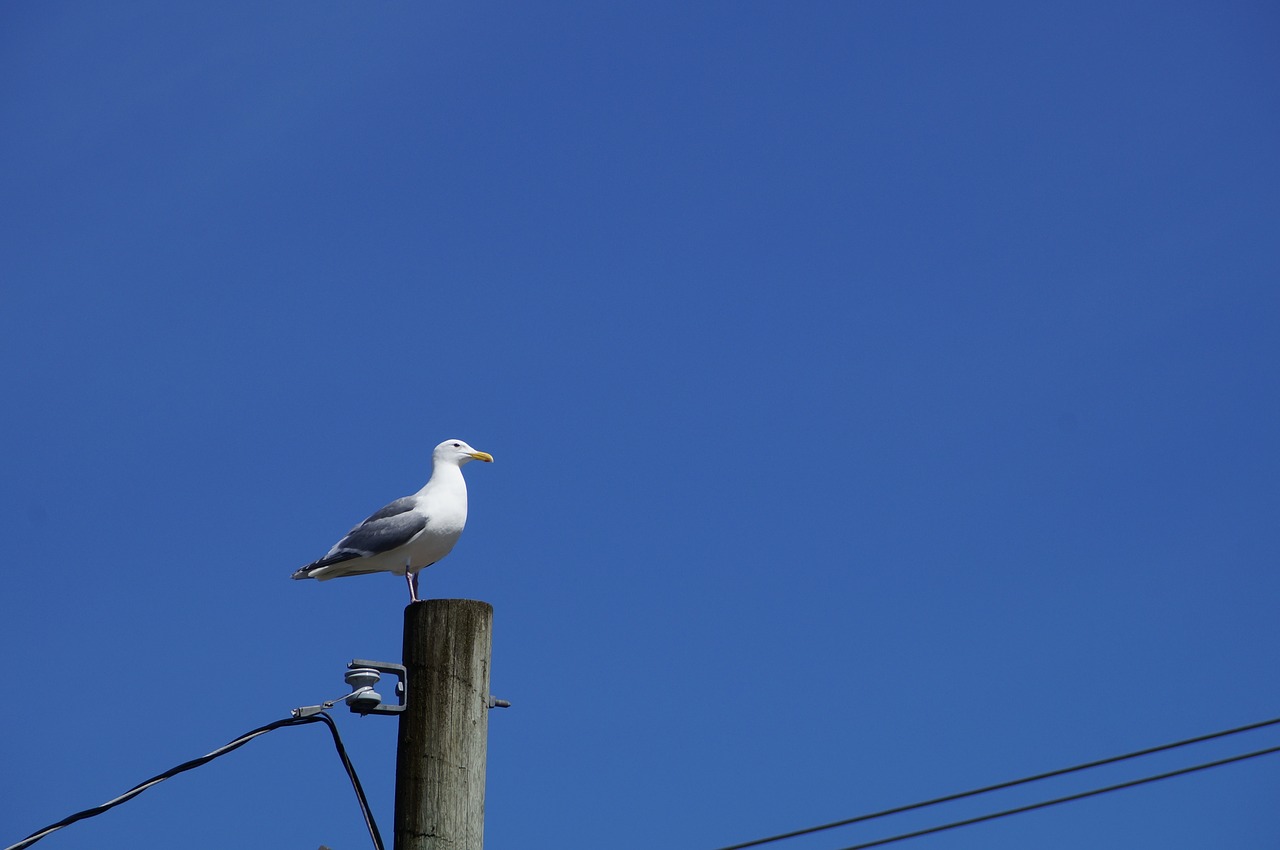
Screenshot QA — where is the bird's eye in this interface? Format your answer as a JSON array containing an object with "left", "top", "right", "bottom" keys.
[{"left": 452, "top": 442, "right": 461, "bottom": 447}]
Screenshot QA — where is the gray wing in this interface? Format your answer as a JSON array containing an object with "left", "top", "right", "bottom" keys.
[{"left": 295, "top": 497, "right": 427, "bottom": 576}]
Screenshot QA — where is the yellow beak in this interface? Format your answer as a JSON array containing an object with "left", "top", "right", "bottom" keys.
[{"left": 470, "top": 451, "right": 494, "bottom": 463}]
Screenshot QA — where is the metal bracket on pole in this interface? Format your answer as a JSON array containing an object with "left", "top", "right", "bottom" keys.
[{"left": 347, "top": 658, "right": 408, "bottom": 715}]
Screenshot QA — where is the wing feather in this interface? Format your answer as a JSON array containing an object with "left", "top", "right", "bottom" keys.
[{"left": 293, "top": 496, "right": 427, "bottom": 578}]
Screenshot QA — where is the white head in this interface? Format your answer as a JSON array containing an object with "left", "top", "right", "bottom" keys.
[{"left": 434, "top": 439, "right": 494, "bottom": 466}]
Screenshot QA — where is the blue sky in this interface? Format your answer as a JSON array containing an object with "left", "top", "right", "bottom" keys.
[{"left": 2, "top": 2, "right": 1278, "bottom": 848}]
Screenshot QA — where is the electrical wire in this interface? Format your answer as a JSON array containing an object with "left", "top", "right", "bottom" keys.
[
  {"left": 829, "top": 743, "right": 1280, "bottom": 850},
  {"left": 310, "top": 711, "right": 386, "bottom": 850},
  {"left": 4, "top": 712, "right": 383, "bottom": 850},
  {"left": 712, "top": 714, "right": 1280, "bottom": 850}
]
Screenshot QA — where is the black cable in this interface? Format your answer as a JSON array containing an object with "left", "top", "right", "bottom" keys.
[
  {"left": 5, "top": 712, "right": 383, "bottom": 850},
  {"left": 5, "top": 715, "right": 307, "bottom": 850},
  {"left": 713, "top": 714, "right": 1280, "bottom": 850},
  {"left": 309, "top": 711, "right": 386, "bottom": 850},
  {"left": 830, "top": 743, "right": 1280, "bottom": 850}
]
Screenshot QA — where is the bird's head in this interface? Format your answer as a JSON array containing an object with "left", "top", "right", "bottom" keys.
[{"left": 435, "top": 439, "right": 494, "bottom": 465}]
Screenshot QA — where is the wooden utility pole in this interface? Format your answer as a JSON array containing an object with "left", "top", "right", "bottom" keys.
[{"left": 394, "top": 599, "right": 494, "bottom": 850}]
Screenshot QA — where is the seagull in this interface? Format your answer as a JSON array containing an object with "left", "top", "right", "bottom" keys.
[{"left": 292, "top": 439, "right": 493, "bottom": 602}]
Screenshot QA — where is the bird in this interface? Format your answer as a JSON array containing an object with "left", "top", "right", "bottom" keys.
[{"left": 292, "top": 439, "right": 493, "bottom": 602}]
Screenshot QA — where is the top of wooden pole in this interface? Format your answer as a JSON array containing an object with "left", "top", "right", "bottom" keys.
[{"left": 394, "top": 598, "right": 494, "bottom": 850}]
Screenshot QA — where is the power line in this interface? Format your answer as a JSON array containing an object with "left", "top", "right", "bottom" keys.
[
  {"left": 310, "top": 711, "right": 386, "bottom": 850},
  {"left": 713, "top": 714, "right": 1280, "bottom": 850},
  {"left": 829, "top": 743, "right": 1280, "bottom": 850},
  {"left": 5, "top": 712, "right": 383, "bottom": 850}
]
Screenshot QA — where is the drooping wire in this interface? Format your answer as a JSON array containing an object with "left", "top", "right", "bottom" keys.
[
  {"left": 309, "top": 711, "right": 385, "bottom": 850},
  {"left": 828, "top": 743, "right": 1280, "bottom": 850},
  {"left": 713, "top": 714, "right": 1280, "bottom": 850},
  {"left": 4, "top": 712, "right": 383, "bottom": 850}
]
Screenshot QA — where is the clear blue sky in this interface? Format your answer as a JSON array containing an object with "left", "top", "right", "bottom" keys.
[{"left": 2, "top": 2, "right": 1278, "bottom": 849}]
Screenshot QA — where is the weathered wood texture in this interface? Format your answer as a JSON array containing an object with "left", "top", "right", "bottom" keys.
[{"left": 394, "top": 599, "right": 493, "bottom": 850}]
